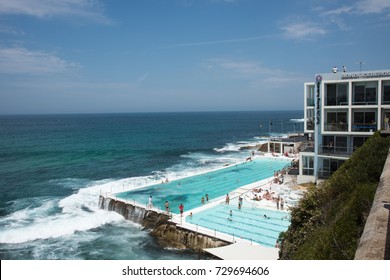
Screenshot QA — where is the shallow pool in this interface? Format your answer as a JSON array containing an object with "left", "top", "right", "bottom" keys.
[
  {"left": 115, "top": 157, "right": 290, "bottom": 214},
  {"left": 187, "top": 199, "right": 290, "bottom": 247}
]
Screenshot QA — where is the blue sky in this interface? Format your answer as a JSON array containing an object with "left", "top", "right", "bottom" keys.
[{"left": 0, "top": 0, "right": 390, "bottom": 114}]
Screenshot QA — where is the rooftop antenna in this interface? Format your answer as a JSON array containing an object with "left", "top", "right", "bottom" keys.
[{"left": 356, "top": 61, "right": 366, "bottom": 72}]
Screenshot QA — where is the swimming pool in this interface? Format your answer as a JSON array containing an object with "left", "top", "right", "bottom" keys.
[
  {"left": 186, "top": 198, "right": 290, "bottom": 247},
  {"left": 115, "top": 157, "right": 290, "bottom": 214}
]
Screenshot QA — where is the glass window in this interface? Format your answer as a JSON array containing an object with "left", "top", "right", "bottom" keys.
[
  {"left": 302, "top": 156, "right": 314, "bottom": 175},
  {"left": 326, "top": 84, "right": 336, "bottom": 105},
  {"left": 353, "top": 82, "right": 377, "bottom": 105},
  {"left": 338, "top": 84, "right": 348, "bottom": 105},
  {"left": 383, "top": 81, "right": 390, "bottom": 104},
  {"left": 306, "top": 85, "right": 315, "bottom": 106},
  {"left": 306, "top": 109, "right": 314, "bottom": 130},
  {"left": 352, "top": 111, "right": 377, "bottom": 132},
  {"left": 325, "top": 83, "right": 348, "bottom": 106},
  {"left": 335, "top": 136, "right": 347, "bottom": 153},
  {"left": 325, "top": 111, "right": 348, "bottom": 131}
]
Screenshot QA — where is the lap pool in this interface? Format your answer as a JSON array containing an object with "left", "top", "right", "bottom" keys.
[
  {"left": 186, "top": 198, "right": 290, "bottom": 247},
  {"left": 115, "top": 157, "right": 290, "bottom": 214}
]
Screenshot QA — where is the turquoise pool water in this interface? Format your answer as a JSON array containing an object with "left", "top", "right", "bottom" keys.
[
  {"left": 115, "top": 157, "right": 290, "bottom": 214},
  {"left": 187, "top": 199, "right": 290, "bottom": 247}
]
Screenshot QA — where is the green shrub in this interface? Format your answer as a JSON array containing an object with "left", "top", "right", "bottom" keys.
[{"left": 279, "top": 133, "right": 390, "bottom": 259}]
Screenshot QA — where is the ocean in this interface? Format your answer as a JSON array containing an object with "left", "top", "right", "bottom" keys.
[{"left": 0, "top": 111, "right": 303, "bottom": 260}]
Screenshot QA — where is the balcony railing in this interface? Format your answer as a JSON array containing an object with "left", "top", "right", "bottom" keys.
[
  {"left": 318, "top": 169, "right": 335, "bottom": 179},
  {"left": 306, "top": 121, "right": 314, "bottom": 131},
  {"left": 318, "top": 144, "right": 353, "bottom": 157},
  {"left": 352, "top": 123, "right": 377, "bottom": 132},
  {"left": 324, "top": 122, "right": 348, "bottom": 132},
  {"left": 306, "top": 98, "right": 315, "bottom": 106},
  {"left": 352, "top": 100, "right": 377, "bottom": 105},
  {"left": 325, "top": 98, "right": 348, "bottom": 106}
]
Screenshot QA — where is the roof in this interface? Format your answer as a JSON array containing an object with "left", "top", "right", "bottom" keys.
[{"left": 203, "top": 242, "right": 279, "bottom": 260}]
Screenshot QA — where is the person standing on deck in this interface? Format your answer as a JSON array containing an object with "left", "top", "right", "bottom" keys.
[
  {"left": 238, "top": 196, "right": 243, "bottom": 210},
  {"left": 225, "top": 194, "right": 230, "bottom": 204},
  {"left": 179, "top": 204, "right": 184, "bottom": 217},
  {"left": 147, "top": 196, "right": 153, "bottom": 209},
  {"left": 165, "top": 201, "right": 169, "bottom": 212}
]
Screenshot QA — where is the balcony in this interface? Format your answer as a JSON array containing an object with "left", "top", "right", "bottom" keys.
[
  {"left": 324, "top": 122, "right": 348, "bottom": 132},
  {"left": 306, "top": 98, "right": 315, "bottom": 107},
  {"left": 352, "top": 123, "right": 377, "bottom": 132},
  {"left": 318, "top": 144, "right": 353, "bottom": 157},
  {"left": 318, "top": 169, "right": 334, "bottom": 179}
]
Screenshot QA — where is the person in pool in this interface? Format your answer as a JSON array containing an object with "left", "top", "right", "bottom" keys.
[{"left": 228, "top": 210, "right": 233, "bottom": 221}]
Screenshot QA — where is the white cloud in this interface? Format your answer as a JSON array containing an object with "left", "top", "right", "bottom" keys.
[
  {"left": 321, "top": 6, "right": 353, "bottom": 16},
  {"left": 135, "top": 73, "right": 149, "bottom": 84},
  {"left": 160, "top": 36, "right": 269, "bottom": 49},
  {"left": 355, "top": 0, "right": 390, "bottom": 14},
  {"left": 320, "top": 0, "right": 390, "bottom": 16},
  {"left": 210, "top": 59, "right": 270, "bottom": 75},
  {"left": 0, "top": 47, "right": 79, "bottom": 74},
  {"left": 0, "top": 0, "right": 109, "bottom": 23},
  {"left": 206, "top": 58, "right": 304, "bottom": 87},
  {"left": 280, "top": 21, "right": 327, "bottom": 40}
]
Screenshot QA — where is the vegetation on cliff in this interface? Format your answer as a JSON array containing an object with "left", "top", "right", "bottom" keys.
[{"left": 279, "top": 132, "right": 390, "bottom": 259}]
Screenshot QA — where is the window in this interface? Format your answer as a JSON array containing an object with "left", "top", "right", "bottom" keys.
[
  {"left": 306, "top": 109, "right": 314, "bottom": 130},
  {"left": 306, "top": 85, "right": 315, "bottom": 106},
  {"left": 383, "top": 81, "right": 390, "bottom": 104},
  {"left": 353, "top": 82, "right": 378, "bottom": 105},
  {"left": 335, "top": 136, "right": 347, "bottom": 153},
  {"left": 302, "top": 156, "right": 314, "bottom": 175},
  {"left": 319, "top": 158, "right": 346, "bottom": 178},
  {"left": 325, "top": 83, "right": 348, "bottom": 106},
  {"left": 352, "top": 111, "right": 376, "bottom": 132},
  {"left": 325, "top": 111, "right": 348, "bottom": 131},
  {"left": 326, "top": 84, "right": 336, "bottom": 105}
]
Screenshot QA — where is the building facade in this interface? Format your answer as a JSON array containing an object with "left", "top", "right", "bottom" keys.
[{"left": 298, "top": 69, "right": 390, "bottom": 184}]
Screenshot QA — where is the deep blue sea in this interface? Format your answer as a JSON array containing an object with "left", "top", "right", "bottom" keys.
[{"left": 0, "top": 111, "right": 303, "bottom": 259}]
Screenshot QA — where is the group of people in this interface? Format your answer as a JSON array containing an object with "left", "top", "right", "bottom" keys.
[
  {"left": 276, "top": 196, "right": 284, "bottom": 210},
  {"left": 250, "top": 185, "right": 286, "bottom": 211},
  {"left": 201, "top": 194, "right": 209, "bottom": 205},
  {"left": 147, "top": 197, "right": 185, "bottom": 218}
]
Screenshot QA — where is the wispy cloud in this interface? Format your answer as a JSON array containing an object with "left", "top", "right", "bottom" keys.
[
  {"left": 0, "top": 0, "right": 110, "bottom": 24},
  {"left": 206, "top": 58, "right": 304, "bottom": 86},
  {"left": 280, "top": 20, "right": 327, "bottom": 40},
  {"left": 0, "top": 47, "right": 80, "bottom": 74},
  {"left": 320, "top": 0, "right": 390, "bottom": 16},
  {"left": 355, "top": 0, "right": 390, "bottom": 14},
  {"left": 135, "top": 73, "right": 149, "bottom": 84},
  {"left": 160, "top": 35, "right": 271, "bottom": 49}
]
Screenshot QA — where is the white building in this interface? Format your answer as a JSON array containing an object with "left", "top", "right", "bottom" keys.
[{"left": 298, "top": 69, "right": 390, "bottom": 184}]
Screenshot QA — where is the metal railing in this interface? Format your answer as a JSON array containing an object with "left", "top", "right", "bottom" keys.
[
  {"left": 352, "top": 123, "right": 377, "bottom": 132},
  {"left": 324, "top": 122, "right": 348, "bottom": 132},
  {"left": 318, "top": 144, "right": 353, "bottom": 157}
]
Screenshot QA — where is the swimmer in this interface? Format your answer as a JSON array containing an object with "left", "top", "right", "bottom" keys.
[
  {"left": 228, "top": 210, "right": 233, "bottom": 221},
  {"left": 263, "top": 214, "right": 270, "bottom": 219}
]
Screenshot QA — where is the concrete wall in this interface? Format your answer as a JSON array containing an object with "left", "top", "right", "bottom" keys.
[
  {"left": 354, "top": 148, "right": 390, "bottom": 260},
  {"left": 98, "top": 195, "right": 230, "bottom": 253}
]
